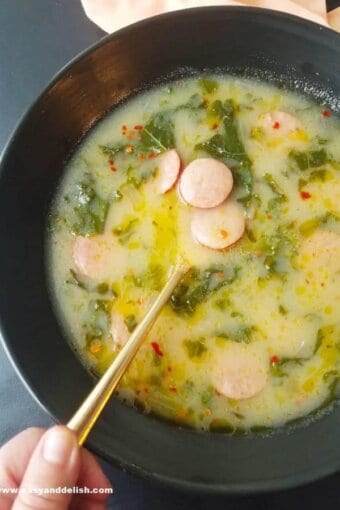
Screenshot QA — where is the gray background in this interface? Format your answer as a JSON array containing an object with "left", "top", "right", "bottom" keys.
[{"left": 0, "top": 1, "right": 339, "bottom": 508}]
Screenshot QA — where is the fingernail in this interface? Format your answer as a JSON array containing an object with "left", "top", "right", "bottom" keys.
[{"left": 43, "top": 427, "right": 76, "bottom": 465}]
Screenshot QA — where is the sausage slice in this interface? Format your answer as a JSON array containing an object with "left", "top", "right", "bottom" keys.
[{"left": 179, "top": 158, "right": 233, "bottom": 208}]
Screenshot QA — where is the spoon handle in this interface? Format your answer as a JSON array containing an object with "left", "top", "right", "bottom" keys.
[{"left": 67, "top": 260, "right": 190, "bottom": 445}]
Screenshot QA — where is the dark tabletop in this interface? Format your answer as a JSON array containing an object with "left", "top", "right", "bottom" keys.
[{"left": 0, "top": 1, "right": 339, "bottom": 508}]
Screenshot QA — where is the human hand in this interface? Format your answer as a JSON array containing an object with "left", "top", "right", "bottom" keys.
[{"left": 0, "top": 426, "right": 112, "bottom": 509}]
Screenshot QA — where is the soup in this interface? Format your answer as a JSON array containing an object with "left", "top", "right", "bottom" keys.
[{"left": 49, "top": 76, "right": 340, "bottom": 432}]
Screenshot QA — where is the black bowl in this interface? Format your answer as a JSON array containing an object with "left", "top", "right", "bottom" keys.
[{"left": 0, "top": 7, "right": 339, "bottom": 494}]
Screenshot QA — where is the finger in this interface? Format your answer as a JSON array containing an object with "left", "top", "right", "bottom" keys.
[
  {"left": 77, "top": 448, "right": 112, "bottom": 500},
  {"left": 13, "top": 426, "right": 80, "bottom": 510},
  {"left": 0, "top": 428, "right": 45, "bottom": 510},
  {"left": 70, "top": 498, "right": 108, "bottom": 510},
  {"left": 69, "top": 449, "right": 112, "bottom": 509}
]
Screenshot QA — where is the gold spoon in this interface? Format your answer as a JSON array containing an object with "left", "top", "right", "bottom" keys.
[{"left": 67, "top": 259, "right": 190, "bottom": 445}]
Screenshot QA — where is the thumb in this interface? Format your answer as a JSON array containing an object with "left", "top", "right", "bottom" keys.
[{"left": 13, "top": 426, "right": 80, "bottom": 510}]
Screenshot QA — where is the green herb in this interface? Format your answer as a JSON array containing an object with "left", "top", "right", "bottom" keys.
[
  {"left": 195, "top": 99, "right": 253, "bottom": 198},
  {"left": 250, "top": 126, "right": 265, "bottom": 142},
  {"left": 263, "top": 173, "right": 286, "bottom": 198},
  {"left": 298, "top": 178, "right": 308, "bottom": 191},
  {"left": 323, "top": 370, "right": 339, "bottom": 382},
  {"left": 279, "top": 305, "right": 288, "bottom": 315},
  {"left": 289, "top": 148, "right": 328, "bottom": 170},
  {"left": 123, "top": 163, "right": 158, "bottom": 189},
  {"left": 315, "top": 325, "right": 335, "bottom": 353},
  {"left": 270, "top": 357, "right": 303, "bottom": 378},
  {"left": 216, "top": 325, "right": 253, "bottom": 343},
  {"left": 113, "top": 218, "right": 139, "bottom": 245},
  {"left": 176, "top": 93, "right": 205, "bottom": 111},
  {"left": 96, "top": 282, "right": 109, "bottom": 294},
  {"left": 299, "top": 212, "right": 339, "bottom": 237},
  {"left": 139, "top": 112, "right": 175, "bottom": 153},
  {"left": 66, "top": 174, "right": 109, "bottom": 236},
  {"left": 309, "top": 169, "right": 331, "bottom": 182},
  {"left": 246, "top": 229, "right": 257, "bottom": 243},
  {"left": 183, "top": 339, "right": 207, "bottom": 358},
  {"left": 170, "top": 265, "right": 240, "bottom": 316},
  {"left": 263, "top": 173, "right": 287, "bottom": 213},
  {"left": 201, "top": 386, "right": 214, "bottom": 405},
  {"left": 198, "top": 78, "right": 219, "bottom": 94},
  {"left": 260, "top": 226, "right": 297, "bottom": 277},
  {"left": 84, "top": 299, "right": 111, "bottom": 347},
  {"left": 99, "top": 143, "right": 128, "bottom": 158},
  {"left": 131, "top": 264, "right": 165, "bottom": 291},
  {"left": 213, "top": 297, "right": 231, "bottom": 311},
  {"left": 124, "top": 314, "right": 138, "bottom": 333}
]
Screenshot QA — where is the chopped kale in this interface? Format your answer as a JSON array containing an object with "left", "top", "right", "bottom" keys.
[
  {"left": 289, "top": 148, "right": 328, "bottom": 170},
  {"left": 113, "top": 218, "right": 139, "bottom": 245},
  {"left": 124, "top": 314, "right": 138, "bottom": 333},
  {"left": 195, "top": 99, "right": 253, "bottom": 198},
  {"left": 139, "top": 112, "right": 175, "bottom": 153},
  {"left": 169, "top": 265, "right": 240, "bottom": 316},
  {"left": 198, "top": 78, "right": 219, "bottom": 94},
  {"left": 183, "top": 339, "right": 207, "bottom": 358},
  {"left": 66, "top": 174, "right": 109, "bottom": 236}
]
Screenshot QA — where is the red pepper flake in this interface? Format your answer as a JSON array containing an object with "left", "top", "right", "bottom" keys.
[
  {"left": 148, "top": 152, "right": 156, "bottom": 159},
  {"left": 134, "top": 124, "right": 143, "bottom": 131},
  {"left": 211, "top": 123, "right": 218, "bottom": 130},
  {"left": 272, "top": 121, "right": 280, "bottom": 129},
  {"left": 300, "top": 191, "right": 311, "bottom": 200},
  {"left": 215, "top": 272, "right": 225, "bottom": 279},
  {"left": 270, "top": 355, "right": 279, "bottom": 365},
  {"left": 108, "top": 160, "right": 117, "bottom": 172},
  {"left": 139, "top": 153, "right": 145, "bottom": 160},
  {"left": 151, "top": 342, "right": 163, "bottom": 357},
  {"left": 167, "top": 366, "right": 172, "bottom": 372},
  {"left": 169, "top": 386, "right": 177, "bottom": 393},
  {"left": 322, "top": 109, "right": 331, "bottom": 118}
]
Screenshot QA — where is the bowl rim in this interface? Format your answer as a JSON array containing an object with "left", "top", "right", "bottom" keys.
[{"left": 0, "top": 5, "right": 339, "bottom": 494}]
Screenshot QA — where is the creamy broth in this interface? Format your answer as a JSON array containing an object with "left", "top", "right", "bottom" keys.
[{"left": 49, "top": 76, "right": 340, "bottom": 432}]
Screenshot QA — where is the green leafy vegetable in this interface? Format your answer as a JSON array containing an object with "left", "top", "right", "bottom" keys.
[
  {"left": 215, "top": 325, "right": 253, "bottom": 343},
  {"left": 124, "top": 164, "right": 158, "bottom": 189},
  {"left": 201, "top": 386, "right": 214, "bottom": 405},
  {"left": 124, "top": 314, "right": 138, "bottom": 333},
  {"left": 99, "top": 143, "right": 129, "bottom": 158},
  {"left": 183, "top": 339, "right": 207, "bottom": 358},
  {"left": 263, "top": 173, "right": 287, "bottom": 213},
  {"left": 170, "top": 265, "right": 240, "bottom": 316},
  {"left": 279, "top": 305, "right": 288, "bottom": 315},
  {"left": 289, "top": 148, "right": 328, "bottom": 170},
  {"left": 299, "top": 212, "right": 339, "bottom": 237},
  {"left": 113, "top": 218, "right": 139, "bottom": 245},
  {"left": 198, "top": 78, "right": 219, "bottom": 94},
  {"left": 195, "top": 99, "right": 253, "bottom": 198},
  {"left": 65, "top": 174, "right": 109, "bottom": 236},
  {"left": 139, "top": 112, "right": 175, "bottom": 153},
  {"left": 270, "top": 357, "right": 303, "bottom": 378},
  {"left": 84, "top": 299, "right": 111, "bottom": 348},
  {"left": 130, "top": 264, "right": 165, "bottom": 291},
  {"left": 260, "top": 225, "right": 298, "bottom": 277},
  {"left": 175, "top": 93, "right": 205, "bottom": 111}
]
